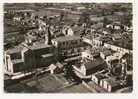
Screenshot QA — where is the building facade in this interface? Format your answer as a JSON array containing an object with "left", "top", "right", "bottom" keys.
[{"left": 52, "top": 36, "right": 84, "bottom": 63}]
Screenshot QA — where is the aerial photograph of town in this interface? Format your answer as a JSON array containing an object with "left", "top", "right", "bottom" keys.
[{"left": 3, "top": 3, "right": 133, "bottom": 93}]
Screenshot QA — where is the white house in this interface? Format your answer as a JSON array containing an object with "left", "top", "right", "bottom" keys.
[{"left": 73, "top": 58, "right": 105, "bottom": 79}]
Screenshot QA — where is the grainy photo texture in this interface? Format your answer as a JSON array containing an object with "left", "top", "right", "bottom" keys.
[{"left": 4, "top": 3, "right": 133, "bottom": 93}]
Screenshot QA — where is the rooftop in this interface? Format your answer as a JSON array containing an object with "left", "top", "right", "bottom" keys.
[{"left": 52, "top": 36, "right": 81, "bottom": 42}]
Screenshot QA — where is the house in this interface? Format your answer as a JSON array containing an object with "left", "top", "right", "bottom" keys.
[
  {"left": 73, "top": 58, "right": 105, "bottom": 79},
  {"left": 100, "top": 77, "right": 122, "bottom": 92}
]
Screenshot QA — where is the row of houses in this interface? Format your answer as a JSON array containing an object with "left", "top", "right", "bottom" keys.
[
  {"left": 91, "top": 70, "right": 132, "bottom": 92},
  {"left": 83, "top": 35, "right": 132, "bottom": 54},
  {"left": 91, "top": 73, "right": 122, "bottom": 92}
]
